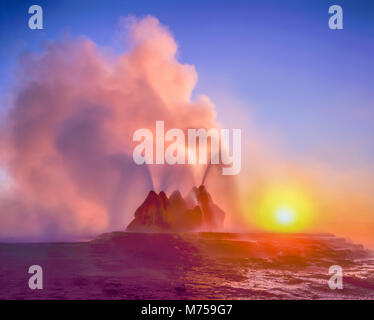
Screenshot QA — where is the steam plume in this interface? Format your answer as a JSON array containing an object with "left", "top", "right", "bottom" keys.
[{"left": 0, "top": 16, "right": 236, "bottom": 240}]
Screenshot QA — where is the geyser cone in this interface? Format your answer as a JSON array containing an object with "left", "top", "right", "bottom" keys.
[{"left": 126, "top": 186, "right": 225, "bottom": 232}]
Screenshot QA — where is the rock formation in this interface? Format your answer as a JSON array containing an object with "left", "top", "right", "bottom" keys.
[{"left": 126, "top": 185, "right": 225, "bottom": 232}]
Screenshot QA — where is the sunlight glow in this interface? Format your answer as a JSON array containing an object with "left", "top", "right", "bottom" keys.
[{"left": 250, "top": 185, "right": 314, "bottom": 232}]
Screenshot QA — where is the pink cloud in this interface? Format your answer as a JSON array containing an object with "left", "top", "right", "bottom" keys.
[{"left": 0, "top": 16, "right": 237, "bottom": 240}]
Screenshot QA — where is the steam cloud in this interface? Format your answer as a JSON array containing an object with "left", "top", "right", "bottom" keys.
[{"left": 0, "top": 16, "right": 237, "bottom": 241}]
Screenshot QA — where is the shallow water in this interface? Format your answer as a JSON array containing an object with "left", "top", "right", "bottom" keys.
[{"left": 0, "top": 232, "right": 373, "bottom": 299}]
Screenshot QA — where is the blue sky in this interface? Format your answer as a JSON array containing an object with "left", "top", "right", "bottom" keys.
[{"left": 1, "top": 0, "right": 373, "bottom": 167}]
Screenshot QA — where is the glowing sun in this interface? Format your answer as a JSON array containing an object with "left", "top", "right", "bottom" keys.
[
  {"left": 251, "top": 185, "right": 314, "bottom": 232},
  {"left": 275, "top": 207, "right": 294, "bottom": 225}
]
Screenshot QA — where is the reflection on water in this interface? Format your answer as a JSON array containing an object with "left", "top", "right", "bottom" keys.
[{"left": 0, "top": 232, "right": 373, "bottom": 299}]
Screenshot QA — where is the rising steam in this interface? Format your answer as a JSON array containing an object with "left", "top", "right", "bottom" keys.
[{"left": 0, "top": 16, "right": 237, "bottom": 240}]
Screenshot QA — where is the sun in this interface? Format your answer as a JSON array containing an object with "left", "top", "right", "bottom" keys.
[
  {"left": 275, "top": 207, "right": 294, "bottom": 225},
  {"left": 251, "top": 185, "right": 314, "bottom": 232}
]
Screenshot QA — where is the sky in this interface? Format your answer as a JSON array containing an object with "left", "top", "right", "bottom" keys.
[
  {"left": 1, "top": 0, "right": 373, "bottom": 164},
  {"left": 0, "top": 0, "right": 373, "bottom": 245}
]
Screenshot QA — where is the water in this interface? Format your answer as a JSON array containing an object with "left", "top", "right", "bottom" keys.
[{"left": 0, "top": 232, "right": 373, "bottom": 299}]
